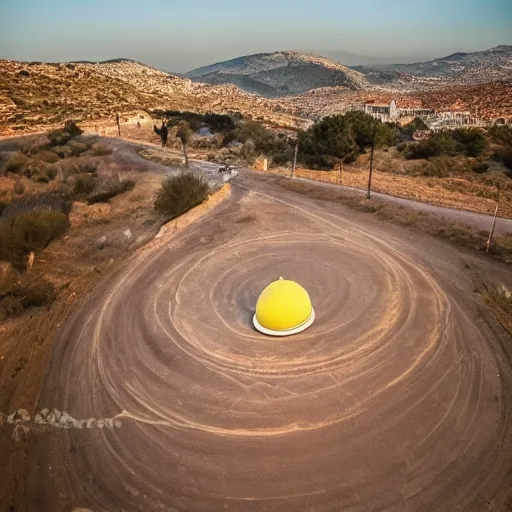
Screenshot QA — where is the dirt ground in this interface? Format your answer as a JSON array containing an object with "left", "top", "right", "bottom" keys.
[
  {"left": 0, "top": 135, "right": 183, "bottom": 509},
  {"left": 0, "top": 166, "right": 510, "bottom": 511}
]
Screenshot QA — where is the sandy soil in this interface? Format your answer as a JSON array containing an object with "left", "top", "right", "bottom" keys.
[{"left": 1, "top": 169, "right": 509, "bottom": 511}]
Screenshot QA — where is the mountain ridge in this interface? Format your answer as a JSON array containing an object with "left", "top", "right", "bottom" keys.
[{"left": 187, "top": 51, "right": 370, "bottom": 97}]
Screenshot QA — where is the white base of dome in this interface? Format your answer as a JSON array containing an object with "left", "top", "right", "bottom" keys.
[{"left": 252, "top": 309, "right": 315, "bottom": 337}]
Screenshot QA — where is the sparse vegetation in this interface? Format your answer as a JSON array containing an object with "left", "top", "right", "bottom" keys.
[
  {"left": 72, "top": 174, "right": 97, "bottom": 196},
  {"left": 87, "top": 179, "right": 135, "bottom": 204},
  {"left": 0, "top": 268, "right": 56, "bottom": 321},
  {"left": 482, "top": 285, "right": 512, "bottom": 334},
  {"left": 91, "top": 143, "right": 113, "bottom": 156},
  {"left": 154, "top": 172, "right": 209, "bottom": 219},
  {"left": 0, "top": 210, "right": 69, "bottom": 268},
  {"left": 271, "top": 176, "right": 512, "bottom": 264}
]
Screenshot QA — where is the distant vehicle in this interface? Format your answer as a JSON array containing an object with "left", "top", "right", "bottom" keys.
[{"left": 218, "top": 164, "right": 234, "bottom": 174}]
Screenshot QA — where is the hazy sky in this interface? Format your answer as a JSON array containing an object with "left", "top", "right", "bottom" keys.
[{"left": 1, "top": 0, "right": 511, "bottom": 72}]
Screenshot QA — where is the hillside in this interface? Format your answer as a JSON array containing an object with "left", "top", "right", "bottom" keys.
[
  {"left": 187, "top": 51, "right": 370, "bottom": 97},
  {"left": 0, "top": 60, "right": 305, "bottom": 135},
  {"left": 280, "top": 82, "right": 512, "bottom": 120},
  {"left": 355, "top": 45, "right": 512, "bottom": 86}
]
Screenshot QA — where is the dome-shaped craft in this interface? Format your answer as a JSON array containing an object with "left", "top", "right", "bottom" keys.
[{"left": 253, "top": 277, "right": 315, "bottom": 336}]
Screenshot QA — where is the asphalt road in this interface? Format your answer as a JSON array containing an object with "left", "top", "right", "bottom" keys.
[{"left": 24, "top": 170, "right": 512, "bottom": 511}]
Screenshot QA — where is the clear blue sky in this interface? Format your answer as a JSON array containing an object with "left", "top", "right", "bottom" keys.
[{"left": 1, "top": 0, "right": 510, "bottom": 72}]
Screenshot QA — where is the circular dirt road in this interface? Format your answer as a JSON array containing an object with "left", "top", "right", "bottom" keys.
[{"left": 26, "top": 172, "right": 512, "bottom": 511}]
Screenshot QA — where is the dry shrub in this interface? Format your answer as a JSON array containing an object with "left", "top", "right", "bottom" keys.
[
  {"left": 13, "top": 180, "right": 25, "bottom": 195},
  {"left": 154, "top": 172, "right": 209, "bottom": 219},
  {"left": 36, "top": 150, "right": 60, "bottom": 163},
  {"left": 0, "top": 210, "right": 69, "bottom": 268},
  {"left": 72, "top": 174, "right": 97, "bottom": 196},
  {"left": 0, "top": 270, "right": 56, "bottom": 321},
  {"left": 67, "top": 140, "right": 89, "bottom": 156},
  {"left": 2, "top": 152, "right": 29, "bottom": 174},
  {"left": 91, "top": 143, "right": 113, "bottom": 156},
  {"left": 87, "top": 179, "right": 135, "bottom": 204}
]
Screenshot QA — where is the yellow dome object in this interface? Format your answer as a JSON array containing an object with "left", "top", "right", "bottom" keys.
[{"left": 253, "top": 277, "right": 315, "bottom": 336}]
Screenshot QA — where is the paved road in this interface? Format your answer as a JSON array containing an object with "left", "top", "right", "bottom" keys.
[{"left": 25, "top": 170, "right": 512, "bottom": 511}]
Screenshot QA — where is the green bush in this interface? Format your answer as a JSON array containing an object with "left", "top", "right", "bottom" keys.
[
  {"left": 154, "top": 172, "right": 209, "bottom": 219},
  {"left": 86, "top": 179, "right": 135, "bottom": 204},
  {"left": 488, "top": 125, "right": 512, "bottom": 146},
  {"left": 494, "top": 147, "right": 512, "bottom": 172},
  {"left": 0, "top": 210, "right": 69, "bottom": 267},
  {"left": 47, "top": 120, "right": 83, "bottom": 146},
  {"left": 452, "top": 128, "right": 488, "bottom": 157},
  {"left": 406, "top": 132, "right": 457, "bottom": 159},
  {"left": 298, "top": 112, "right": 398, "bottom": 168},
  {"left": 410, "top": 158, "right": 451, "bottom": 177}
]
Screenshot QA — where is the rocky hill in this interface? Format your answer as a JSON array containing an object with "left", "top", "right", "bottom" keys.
[
  {"left": 355, "top": 45, "right": 512, "bottom": 86},
  {"left": 0, "top": 60, "right": 306, "bottom": 135},
  {"left": 187, "top": 51, "right": 370, "bottom": 97},
  {"left": 280, "top": 82, "right": 512, "bottom": 121}
]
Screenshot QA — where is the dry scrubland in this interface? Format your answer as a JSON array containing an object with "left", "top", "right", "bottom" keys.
[
  {"left": 0, "top": 124, "right": 231, "bottom": 505},
  {"left": 0, "top": 60, "right": 305, "bottom": 136},
  {"left": 265, "top": 151, "right": 512, "bottom": 218}
]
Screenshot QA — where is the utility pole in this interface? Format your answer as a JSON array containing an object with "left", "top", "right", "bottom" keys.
[
  {"left": 486, "top": 188, "right": 501, "bottom": 253},
  {"left": 115, "top": 113, "right": 121, "bottom": 137},
  {"left": 291, "top": 141, "right": 298, "bottom": 178},
  {"left": 366, "top": 121, "right": 376, "bottom": 199},
  {"left": 338, "top": 161, "right": 343, "bottom": 184}
]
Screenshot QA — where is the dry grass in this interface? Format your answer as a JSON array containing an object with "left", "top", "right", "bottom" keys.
[
  {"left": 263, "top": 160, "right": 512, "bottom": 218},
  {"left": 482, "top": 285, "right": 512, "bottom": 335},
  {"left": 273, "top": 177, "right": 512, "bottom": 264},
  {"left": 137, "top": 148, "right": 184, "bottom": 167}
]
